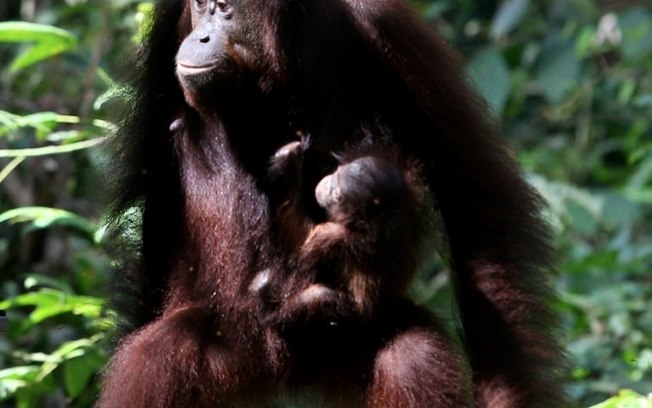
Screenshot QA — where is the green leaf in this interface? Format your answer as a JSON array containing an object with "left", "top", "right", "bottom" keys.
[
  {"left": 566, "top": 201, "right": 599, "bottom": 235},
  {"left": 13, "top": 369, "right": 56, "bottom": 408},
  {"left": 0, "top": 207, "right": 96, "bottom": 239},
  {"left": 26, "top": 336, "right": 104, "bottom": 391},
  {"left": 628, "top": 156, "right": 652, "bottom": 190},
  {"left": 536, "top": 36, "right": 581, "bottom": 103},
  {"left": 44, "top": 130, "right": 85, "bottom": 143},
  {"left": 422, "top": 2, "right": 452, "bottom": 20},
  {"left": 24, "top": 274, "right": 74, "bottom": 293},
  {"left": 0, "top": 110, "right": 62, "bottom": 138},
  {"left": 0, "top": 366, "right": 39, "bottom": 400},
  {"left": 0, "top": 137, "right": 106, "bottom": 158},
  {"left": 619, "top": 8, "right": 652, "bottom": 62},
  {"left": 28, "top": 303, "right": 76, "bottom": 325},
  {"left": 468, "top": 47, "right": 512, "bottom": 116},
  {"left": 63, "top": 352, "right": 105, "bottom": 398},
  {"left": 589, "top": 389, "right": 652, "bottom": 407},
  {"left": 0, "top": 289, "right": 104, "bottom": 330},
  {"left": 0, "top": 22, "right": 77, "bottom": 72},
  {"left": 0, "top": 379, "right": 27, "bottom": 401},
  {"left": 0, "top": 289, "right": 62, "bottom": 310},
  {"left": 600, "top": 193, "right": 642, "bottom": 229},
  {"left": 576, "top": 27, "right": 596, "bottom": 59},
  {"left": 490, "top": 0, "right": 530, "bottom": 40}
]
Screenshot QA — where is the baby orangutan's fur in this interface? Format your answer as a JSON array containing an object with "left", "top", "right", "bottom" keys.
[{"left": 254, "top": 140, "right": 433, "bottom": 326}]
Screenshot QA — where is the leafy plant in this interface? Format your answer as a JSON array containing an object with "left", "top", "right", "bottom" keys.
[
  {"left": 0, "top": 22, "right": 77, "bottom": 73},
  {"left": 589, "top": 390, "right": 652, "bottom": 408},
  {"left": 0, "top": 3, "right": 124, "bottom": 407}
]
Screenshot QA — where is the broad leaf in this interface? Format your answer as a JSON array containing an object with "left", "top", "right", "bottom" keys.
[{"left": 0, "top": 22, "right": 77, "bottom": 72}]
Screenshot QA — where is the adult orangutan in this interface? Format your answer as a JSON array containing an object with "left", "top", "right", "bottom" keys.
[{"left": 97, "top": 0, "right": 568, "bottom": 407}]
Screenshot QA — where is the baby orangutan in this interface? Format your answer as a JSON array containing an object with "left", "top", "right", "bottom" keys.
[{"left": 253, "top": 138, "right": 435, "bottom": 327}]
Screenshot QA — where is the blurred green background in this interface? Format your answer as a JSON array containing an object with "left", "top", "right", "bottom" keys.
[{"left": 0, "top": 0, "right": 651, "bottom": 407}]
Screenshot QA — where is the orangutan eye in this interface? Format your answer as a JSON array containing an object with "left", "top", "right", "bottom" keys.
[{"left": 215, "top": 0, "right": 232, "bottom": 17}]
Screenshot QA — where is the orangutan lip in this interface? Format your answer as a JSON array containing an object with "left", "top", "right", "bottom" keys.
[{"left": 176, "top": 61, "right": 218, "bottom": 75}]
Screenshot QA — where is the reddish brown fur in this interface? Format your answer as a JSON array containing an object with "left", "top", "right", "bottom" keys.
[
  {"left": 368, "top": 327, "right": 473, "bottom": 408},
  {"left": 100, "top": 0, "right": 568, "bottom": 406},
  {"left": 264, "top": 146, "right": 433, "bottom": 320}
]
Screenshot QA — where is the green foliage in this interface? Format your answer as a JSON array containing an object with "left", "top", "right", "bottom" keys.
[
  {"left": 0, "top": 22, "right": 77, "bottom": 73},
  {"left": 0, "top": 280, "right": 110, "bottom": 406},
  {"left": 0, "top": 1, "right": 141, "bottom": 407},
  {"left": 0, "top": 0, "right": 650, "bottom": 407},
  {"left": 0, "top": 207, "right": 98, "bottom": 242},
  {"left": 589, "top": 390, "right": 652, "bottom": 408}
]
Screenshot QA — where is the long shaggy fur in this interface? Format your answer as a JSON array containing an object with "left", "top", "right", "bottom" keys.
[{"left": 100, "top": 0, "right": 568, "bottom": 406}]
